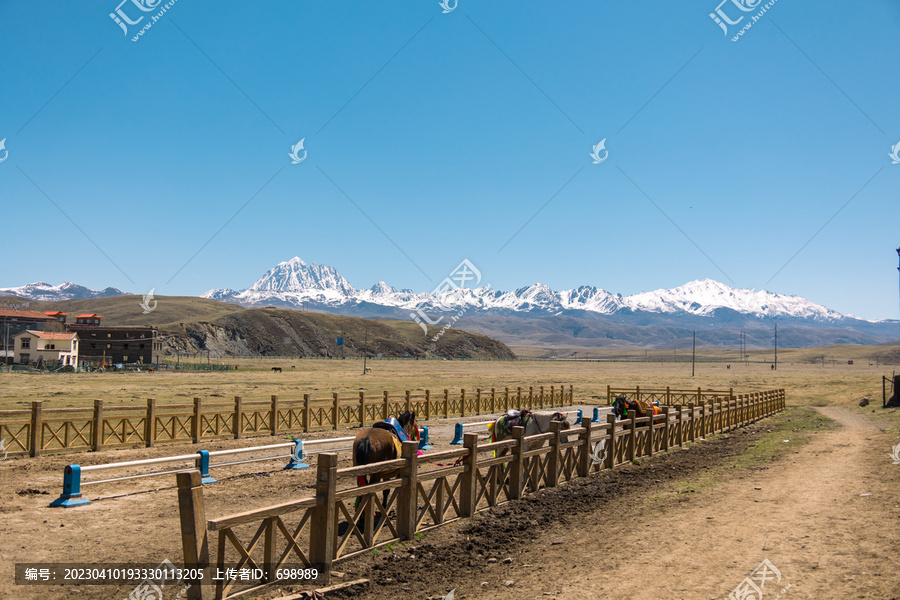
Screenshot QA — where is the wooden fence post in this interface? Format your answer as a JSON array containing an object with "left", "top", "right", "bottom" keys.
[
  {"left": 607, "top": 385, "right": 612, "bottom": 405},
  {"left": 358, "top": 392, "right": 366, "bottom": 427},
  {"left": 270, "top": 395, "right": 279, "bottom": 435},
  {"left": 647, "top": 408, "right": 655, "bottom": 457},
  {"left": 490, "top": 388, "right": 496, "bottom": 414},
  {"left": 475, "top": 389, "right": 482, "bottom": 415},
  {"left": 233, "top": 396, "right": 243, "bottom": 438},
  {"left": 518, "top": 387, "right": 523, "bottom": 409},
  {"left": 666, "top": 386, "right": 671, "bottom": 406},
  {"left": 176, "top": 470, "right": 211, "bottom": 600},
  {"left": 504, "top": 387, "right": 510, "bottom": 412},
  {"left": 538, "top": 386, "right": 543, "bottom": 409},
  {"left": 309, "top": 453, "right": 337, "bottom": 576},
  {"left": 509, "top": 426, "right": 526, "bottom": 500},
  {"left": 332, "top": 393, "right": 339, "bottom": 431},
  {"left": 383, "top": 391, "right": 390, "bottom": 421},
  {"left": 30, "top": 401, "right": 42, "bottom": 457},
  {"left": 301, "top": 394, "right": 309, "bottom": 433},
  {"left": 145, "top": 398, "right": 156, "bottom": 448},
  {"left": 699, "top": 402, "right": 706, "bottom": 439},
  {"left": 425, "top": 389, "right": 431, "bottom": 421},
  {"left": 405, "top": 390, "right": 412, "bottom": 416},
  {"left": 191, "top": 398, "right": 201, "bottom": 444},
  {"left": 628, "top": 411, "right": 637, "bottom": 461},
  {"left": 397, "top": 441, "right": 419, "bottom": 539},
  {"left": 605, "top": 414, "right": 617, "bottom": 469},
  {"left": 577, "top": 417, "right": 592, "bottom": 478},
  {"left": 460, "top": 389, "right": 466, "bottom": 417},
  {"left": 444, "top": 389, "right": 450, "bottom": 418},
  {"left": 675, "top": 405, "right": 684, "bottom": 448},
  {"left": 528, "top": 386, "right": 534, "bottom": 409},
  {"left": 661, "top": 406, "right": 671, "bottom": 451},
  {"left": 687, "top": 403, "right": 695, "bottom": 443},
  {"left": 93, "top": 399, "right": 104, "bottom": 451},
  {"left": 460, "top": 433, "right": 479, "bottom": 517},
  {"left": 547, "top": 421, "right": 561, "bottom": 487}
]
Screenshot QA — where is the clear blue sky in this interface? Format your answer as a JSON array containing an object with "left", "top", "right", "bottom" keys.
[{"left": 1, "top": 1, "right": 898, "bottom": 320}]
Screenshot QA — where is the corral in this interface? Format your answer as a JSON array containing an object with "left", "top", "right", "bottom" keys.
[{"left": 0, "top": 355, "right": 899, "bottom": 600}]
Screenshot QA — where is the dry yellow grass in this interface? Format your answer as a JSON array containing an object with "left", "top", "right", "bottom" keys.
[{"left": 1, "top": 347, "right": 897, "bottom": 423}]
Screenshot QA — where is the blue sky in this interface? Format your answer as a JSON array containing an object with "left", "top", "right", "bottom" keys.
[{"left": 1, "top": 1, "right": 898, "bottom": 320}]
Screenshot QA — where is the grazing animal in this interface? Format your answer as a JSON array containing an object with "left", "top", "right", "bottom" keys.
[
  {"left": 271, "top": 367, "right": 282, "bottom": 373},
  {"left": 291, "top": 365, "right": 296, "bottom": 370},
  {"left": 352, "top": 411, "right": 418, "bottom": 508}
]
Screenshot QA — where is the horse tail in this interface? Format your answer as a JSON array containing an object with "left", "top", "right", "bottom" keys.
[{"left": 355, "top": 437, "right": 372, "bottom": 467}]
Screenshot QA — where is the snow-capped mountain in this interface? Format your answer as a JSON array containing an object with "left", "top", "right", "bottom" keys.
[
  {"left": 0, "top": 281, "right": 126, "bottom": 301},
  {"left": 202, "top": 258, "right": 856, "bottom": 323}
]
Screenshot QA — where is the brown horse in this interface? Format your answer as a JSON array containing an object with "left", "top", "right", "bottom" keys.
[{"left": 352, "top": 411, "right": 418, "bottom": 508}]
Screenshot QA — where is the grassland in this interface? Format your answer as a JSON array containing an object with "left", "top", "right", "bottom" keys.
[{"left": 0, "top": 346, "right": 897, "bottom": 423}]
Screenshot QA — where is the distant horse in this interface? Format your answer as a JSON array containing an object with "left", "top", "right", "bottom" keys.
[
  {"left": 271, "top": 367, "right": 282, "bottom": 373},
  {"left": 490, "top": 410, "right": 570, "bottom": 450},
  {"left": 352, "top": 411, "right": 418, "bottom": 508}
]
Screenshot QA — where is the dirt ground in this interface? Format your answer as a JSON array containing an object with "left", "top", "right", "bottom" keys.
[
  {"left": 328, "top": 405, "right": 900, "bottom": 600},
  {"left": 1, "top": 380, "right": 898, "bottom": 599}
]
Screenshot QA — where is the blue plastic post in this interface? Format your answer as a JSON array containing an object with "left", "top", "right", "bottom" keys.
[
  {"left": 417, "top": 427, "right": 433, "bottom": 451},
  {"left": 576, "top": 409, "right": 583, "bottom": 423},
  {"left": 195, "top": 450, "right": 217, "bottom": 484},
  {"left": 449, "top": 422, "right": 464, "bottom": 445},
  {"left": 50, "top": 464, "right": 91, "bottom": 508},
  {"left": 284, "top": 439, "right": 309, "bottom": 470},
  {"left": 593, "top": 407, "right": 600, "bottom": 422}
]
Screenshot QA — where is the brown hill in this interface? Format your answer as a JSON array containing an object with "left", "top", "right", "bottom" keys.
[{"left": 4, "top": 295, "right": 515, "bottom": 359}]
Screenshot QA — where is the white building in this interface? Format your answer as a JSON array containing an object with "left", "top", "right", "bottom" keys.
[{"left": 13, "top": 330, "right": 80, "bottom": 367}]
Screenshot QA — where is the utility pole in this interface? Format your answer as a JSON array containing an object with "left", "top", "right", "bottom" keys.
[
  {"left": 362, "top": 327, "right": 368, "bottom": 375},
  {"left": 691, "top": 331, "right": 696, "bottom": 377},
  {"left": 774, "top": 323, "right": 778, "bottom": 371}
]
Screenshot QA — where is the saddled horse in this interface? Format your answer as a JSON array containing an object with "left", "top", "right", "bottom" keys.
[
  {"left": 612, "top": 395, "right": 666, "bottom": 426},
  {"left": 352, "top": 411, "right": 418, "bottom": 509},
  {"left": 489, "top": 409, "right": 571, "bottom": 450}
]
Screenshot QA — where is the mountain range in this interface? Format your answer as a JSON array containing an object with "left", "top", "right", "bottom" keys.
[{"left": 3, "top": 257, "right": 897, "bottom": 349}]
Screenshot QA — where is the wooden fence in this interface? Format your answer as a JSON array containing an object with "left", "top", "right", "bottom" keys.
[
  {"left": 607, "top": 385, "right": 737, "bottom": 406},
  {"left": 176, "top": 388, "right": 786, "bottom": 600},
  {"left": 0, "top": 385, "right": 573, "bottom": 458}
]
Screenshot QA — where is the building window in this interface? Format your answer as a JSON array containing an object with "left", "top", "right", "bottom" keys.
[
  {"left": 123, "top": 343, "right": 129, "bottom": 349},
  {"left": 47, "top": 344, "right": 55, "bottom": 350},
  {"left": 20, "top": 338, "right": 30, "bottom": 349},
  {"left": 123, "top": 356, "right": 128, "bottom": 362},
  {"left": 107, "top": 343, "right": 111, "bottom": 349},
  {"left": 20, "top": 354, "right": 29, "bottom": 364},
  {"left": 107, "top": 333, "right": 112, "bottom": 338},
  {"left": 72, "top": 341, "right": 77, "bottom": 349},
  {"left": 139, "top": 344, "right": 144, "bottom": 349},
  {"left": 91, "top": 343, "right": 96, "bottom": 349}
]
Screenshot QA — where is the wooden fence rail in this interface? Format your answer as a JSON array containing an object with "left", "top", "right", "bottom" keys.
[
  {"left": 607, "top": 385, "right": 737, "bottom": 406},
  {"left": 0, "top": 385, "right": 574, "bottom": 458},
  {"left": 178, "top": 388, "right": 786, "bottom": 600}
]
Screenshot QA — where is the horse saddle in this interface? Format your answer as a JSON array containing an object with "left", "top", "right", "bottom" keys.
[{"left": 373, "top": 417, "right": 411, "bottom": 443}]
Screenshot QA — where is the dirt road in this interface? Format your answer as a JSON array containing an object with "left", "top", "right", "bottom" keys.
[{"left": 344, "top": 407, "right": 900, "bottom": 600}]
